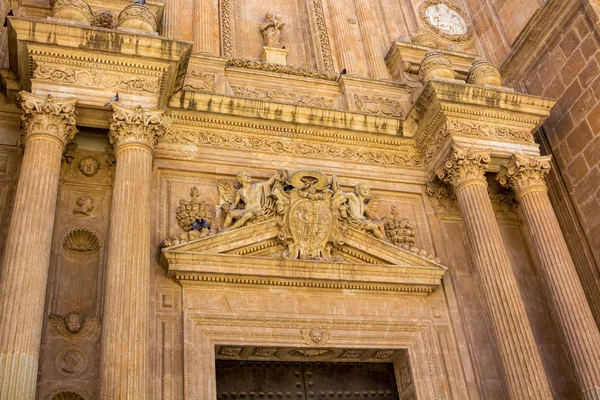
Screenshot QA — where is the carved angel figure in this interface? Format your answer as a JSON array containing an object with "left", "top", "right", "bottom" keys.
[
  {"left": 332, "top": 178, "right": 386, "bottom": 239},
  {"left": 49, "top": 312, "right": 101, "bottom": 339},
  {"left": 260, "top": 11, "right": 284, "bottom": 48},
  {"left": 219, "top": 169, "right": 285, "bottom": 230}
]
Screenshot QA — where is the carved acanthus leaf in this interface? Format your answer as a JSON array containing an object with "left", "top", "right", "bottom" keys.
[
  {"left": 497, "top": 153, "right": 551, "bottom": 194},
  {"left": 426, "top": 183, "right": 459, "bottom": 214},
  {"left": 109, "top": 103, "right": 166, "bottom": 150},
  {"left": 19, "top": 91, "right": 78, "bottom": 145},
  {"left": 435, "top": 146, "right": 491, "bottom": 187}
]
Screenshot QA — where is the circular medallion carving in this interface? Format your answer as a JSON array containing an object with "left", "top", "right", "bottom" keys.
[
  {"left": 419, "top": 0, "right": 473, "bottom": 43},
  {"left": 55, "top": 348, "right": 87, "bottom": 377}
]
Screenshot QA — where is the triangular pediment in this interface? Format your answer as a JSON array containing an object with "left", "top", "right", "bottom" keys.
[{"left": 162, "top": 220, "right": 447, "bottom": 295}]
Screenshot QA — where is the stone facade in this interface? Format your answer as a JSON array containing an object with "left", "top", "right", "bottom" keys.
[{"left": 0, "top": 0, "right": 599, "bottom": 399}]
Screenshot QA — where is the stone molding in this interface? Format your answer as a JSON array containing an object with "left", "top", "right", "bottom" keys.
[
  {"left": 497, "top": 153, "right": 552, "bottom": 197},
  {"left": 19, "top": 91, "right": 78, "bottom": 146},
  {"left": 435, "top": 146, "right": 491, "bottom": 188},
  {"left": 108, "top": 103, "right": 166, "bottom": 151}
]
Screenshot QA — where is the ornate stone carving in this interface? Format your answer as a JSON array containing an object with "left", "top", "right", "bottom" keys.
[
  {"left": 310, "top": 0, "right": 335, "bottom": 71},
  {"left": 231, "top": 85, "right": 334, "bottom": 109},
  {"left": 419, "top": 50, "right": 455, "bottom": 83},
  {"left": 253, "top": 348, "right": 277, "bottom": 357},
  {"left": 161, "top": 128, "right": 423, "bottom": 169},
  {"left": 55, "top": 348, "right": 87, "bottom": 376},
  {"left": 340, "top": 349, "right": 362, "bottom": 359},
  {"left": 353, "top": 94, "right": 407, "bottom": 117},
  {"left": 63, "top": 143, "right": 78, "bottom": 165},
  {"left": 50, "top": 390, "right": 88, "bottom": 400},
  {"left": 219, "top": 347, "right": 242, "bottom": 357},
  {"left": 220, "top": 0, "right": 235, "bottom": 58},
  {"left": 109, "top": 103, "right": 166, "bottom": 150},
  {"left": 260, "top": 12, "right": 284, "bottom": 48},
  {"left": 62, "top": 227, "right": 101, "bottom": 252},
  {"left": 489, "top": 191, "right": 520, "bottom": 219},
  {"left": 497, "top": 153, "right": 552, "bottom": 195},
  {"left": 226, "top": 59, "right": 338, "bottom": 81},
  {"left": 78, "top": 156, "right": 99, "bottom": 177},
  {"left": 467, "top": 59, "right": 502, "bottom": 86},
  {"left": 91, "top": 10, "right": 116, "bottom": 28},
  {"left": 446, "top": 119, "right": 535, "bottom": 144},
  {"left": 384, "top": 206, "right": 416, "bottom": 249},
  {"left": 161, "top": 228, "right": 211, "bottom": 248},
  {"left": 419, "top": 0, "right": 474, "bottom": 43},
  {"left": 49, "top": 312, "right": 101, "bottom": 339},
  {"left": 117, "top": 4, "right": 157, "bottom": 32},
  {"left": 19, "top": 92, "right": 78, "bottom": 146},
  {"left": 399, "top": 365, "right": 413, "bottom": 390},
  {"left": 184, "top": 71, "right": 216, "bottom": 93},
  {"left": 220, "top": 169, "right": 285, "bottom": 230},
  {"left": 176, "top": 186, "right": 213, "bottom": 231},
  {"left": 435, "top": 146, "right": 491, "bottom": 188},
  {"left": 301, "top": 328, "right": 330, "bottom": 345},
  {"left": 73, "top": 196, "right": 94, "bottom": 216},
  {"left": 33, "top": 65, "right": 160, "bottom": 94}
]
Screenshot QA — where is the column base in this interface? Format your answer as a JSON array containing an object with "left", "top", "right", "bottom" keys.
[
  {"left": 261, "top": 46, "right": 288, "bottom": 65},
  {"left": 0, "top": 351, "right": 38, "bottom": 399}
]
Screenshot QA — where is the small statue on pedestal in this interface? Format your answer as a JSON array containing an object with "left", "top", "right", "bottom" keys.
[{"left": 260, "top": 11, "right": 284, "bottom": 48}]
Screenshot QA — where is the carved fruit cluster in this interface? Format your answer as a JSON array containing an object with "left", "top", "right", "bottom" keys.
[{"left": 384, "top": 207, "right": 416, "bottom": 249}]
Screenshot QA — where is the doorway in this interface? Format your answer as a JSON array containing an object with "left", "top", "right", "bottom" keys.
[{"left": 216, "top": 360, "right": 400, "bottom": 399}]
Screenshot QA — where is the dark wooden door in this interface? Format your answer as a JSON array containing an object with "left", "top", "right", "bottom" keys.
[{"left": 216, "top": 360, "right": 400, "bottom": 399}]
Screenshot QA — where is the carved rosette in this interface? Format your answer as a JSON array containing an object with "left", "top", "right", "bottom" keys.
[
  {"left": 436, "top": 146, "right": 491, "bottom": 189},
  {"left": 497, "top": 154, "right": 551, "bottom": 196},
  {"left": 108, "top": 103, "right": 166, "bottom": 151},
  {"left": 19, "top": 91, "right": 78, "bottom": 147}
]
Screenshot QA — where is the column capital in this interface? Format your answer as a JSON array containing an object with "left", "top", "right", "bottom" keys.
[
  {"left": 497, "top": 153, "right": 552, "bottom": 196},
  {"left": 435, "top": 145, "right": 491, "bottom": 189},
  {"left": 19, "top": 91, "right": 78, "bottom": 147},
  {"left": 108, "top": 102, "right": 166, "bottom": 151}
]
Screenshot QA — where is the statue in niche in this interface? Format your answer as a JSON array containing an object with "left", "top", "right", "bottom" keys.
[
  {"left": 73, "top": 196, "right": 94, "bottom": 216},
  {"left": 332, "top": 180, "right": 386, "bottom": 239},
  {"left": 260, "top": 11, "right": 284, "bottom": 48},
  {"left": 219, "top": 169, "right": 286, "bottom": 230}
]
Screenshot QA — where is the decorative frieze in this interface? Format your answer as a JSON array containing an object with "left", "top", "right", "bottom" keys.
[
  {"left": 183, "top": 71, "right": 216, "bottom": 93},
  {"left": 353, "top": 94, "right": 407, "bottom": 117},
  {"left": 226, "top": 58, "right": 338, "bottom": 81},
  {"left": 231, "top": 85, "right": 334, "bottom": 109}
]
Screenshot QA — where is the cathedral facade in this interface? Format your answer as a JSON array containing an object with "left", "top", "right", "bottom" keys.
[{"left": 0, "top": 0, "right": 600, "bottom": 398}]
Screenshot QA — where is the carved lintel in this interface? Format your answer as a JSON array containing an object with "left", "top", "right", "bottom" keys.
[
  {"left": 108, "top": 102, "right": 166, "bottom": 151},
  {"left": 19, "top": 91, "right": 78, "bottom": 147},
  {"left": 497, "top": 153, "right": 552, "bottom": 196},
  {"left": 435, "top": 145, "right": 491, "bottom": 189}
]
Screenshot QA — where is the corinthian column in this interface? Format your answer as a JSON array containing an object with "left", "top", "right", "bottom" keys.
[
  {"left": 436, "top": 146, "right": 553, "bottom": 400},
  {"left": 498, "top": 154, "right": 600, "bottom": 400},
  {"left": 100, "top": 104, "right": 165, "bottom": 399},
  {"left": 354, "top": 0, "right": 390, "bottom": 80},
  {"left": 0, "top": 92, "right": 77, "bottom": 400},
  {"left": 326, "top": 0, "right": 357, "bottom": 73}
]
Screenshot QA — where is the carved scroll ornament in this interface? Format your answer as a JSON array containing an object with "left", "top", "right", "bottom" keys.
[{"left": 19, "top": 92, "right": 78, "bottom": 145}]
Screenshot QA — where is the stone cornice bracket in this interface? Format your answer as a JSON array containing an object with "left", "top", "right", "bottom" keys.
[
  {"left": 19, "top": 91, "right": 78, "bottom": 147},
  {"left": 497, "top": 154, "right": 552, "bottom": 198},
  {"left": 435, "top": 145, "right": 491, "bottom": 190},
  {"left": 108, "top": 102, "right": 166, "bottom": 152}
]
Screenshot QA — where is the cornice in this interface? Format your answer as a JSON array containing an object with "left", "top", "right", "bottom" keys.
[
  {"left": 169, "top": 90, "right": 404, "bottom": 136},
  {"left": 500, "top": 0, "right": 581, "bottom": 84}
]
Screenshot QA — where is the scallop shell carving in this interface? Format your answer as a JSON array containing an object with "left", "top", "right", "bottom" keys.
[
  {"left": 63, "top": 228, "right": 101, "bottom": 252},
  {"left": 50, "top": 390, "right": 86, "bottom": 400}
]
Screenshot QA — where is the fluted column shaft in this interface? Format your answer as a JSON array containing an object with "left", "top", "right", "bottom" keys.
[
  {"left": 354, "top": 0, "right": 390, "bottom": 80},
  {"left": 326, "top": 0, "right": 357, "bottom": 73},
  {"left": 0, "top": 92, "right": 77, "bottom": 400},
  {"left": 100, "top": 104, "right": 165, "bottom": 399},
  {"left": 193, "top": 0, "right": 218, "bottom": 54},
  {"left": 437, "top": 146, "right": 553, "bottom": 400},
  {"left": 499, "top": 154, "right": 600, "bottom": 400}
]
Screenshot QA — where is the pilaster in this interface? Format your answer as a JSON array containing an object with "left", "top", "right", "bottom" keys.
[
  {"left": 354, "top": 0, "right": 390, "bottom": 80},
  {"left": 498, "top": 154, "right": 600, "bottom": 400},
  {"left": 436, "top": 145, "right": 553, "bottom": 400},
  {"left": 326, "top": 0, "right": 357, "bottom": 73},
  {"left": 100, "top": 103, "right": 165, "bottom": 399},
  {"left": 0, "top": 92, "right": 77, "bottom": 400}
]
